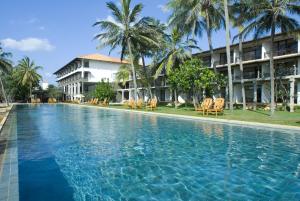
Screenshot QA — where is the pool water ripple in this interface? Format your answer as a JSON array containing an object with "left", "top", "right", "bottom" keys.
[{"left": 15, "top": 104, "right": 300, "bottom": 200}]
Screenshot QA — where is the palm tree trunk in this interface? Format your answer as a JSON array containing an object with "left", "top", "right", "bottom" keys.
[
  {"left": 127, "top": 39, "right": 138, "bottom": 101},
  {"left": 224, "top": 0, "right": 233, "bottom": 111},
  {"left": 0, "top": 76, "right": 9, "bottom": 106},
  {"left": 205, "top": 12, "right": 216, "bottom": 72},
  {"left": 29, "top": 83, "right": 32, "bottom": 103},
  {"left": 238, "top": 33, "right": 246, "bottom": 110},
  {"left": 270, "top": 21, "right": 275, "bottom": 115},
  {"left": 174, "top": 89, "right": 178, "bottom": 109},
  {"left": 141, "top": 55, "right": 153, "bottom": 99}
]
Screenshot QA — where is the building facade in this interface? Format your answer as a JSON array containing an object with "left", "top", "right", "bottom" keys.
[
  {"left": 118, "top": 32, "right": 300, "bottom": 107},
  {"left": 54, "top": 54, "right": 129, "bottom": 101}
]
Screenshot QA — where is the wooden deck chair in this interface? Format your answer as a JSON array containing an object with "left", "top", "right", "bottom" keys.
[
  {"left": 136, "top": 99, "right": 143, "bottom": 109},
  {"left": 99, "top": 98, "right": 109, "bottom": 106},
  {"left": 146, "top": 98, "right": 157, "bottom": 111},
  {"left": 207, "top": 98, "right": 225, "bottom": 116},
  {"left": 195, "top": 98, "right": 213, "bottom": 115},
  {"left": 128, "top": 98, "right": 136, "bottom": 109}
]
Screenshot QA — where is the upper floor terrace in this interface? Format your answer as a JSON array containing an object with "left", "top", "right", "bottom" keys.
[{"left": 196, "top": 32, "right": 300, "bottom": 68}]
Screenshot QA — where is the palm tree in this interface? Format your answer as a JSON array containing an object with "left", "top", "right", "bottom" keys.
[
  {"left": 0, "top": 44, "right": 13, "bottom": 106},
  {"left": 115, "top": 64, "right": 131, "bottom": 87},
  {"left": 231, "top": 1, "right": 253, "bottom": 110},
  {"left": 241, "top": 0, "right": 300, "bottom": 115},
  {"left": 224, "top": 0, "right": 234, "bottom": 111},
  {"left": 132, "top": 18, "right": 167, "bottom": 99},
  {"left": 93, "top": 0, "right": 160, "bottom": 101},
  {"left": 15, "top": 57, "right": 42, "bottom": 101},
  {"left": 168, "top": 0, "right": 224, "bottom": 72},
  {"left": 153, "top": 28, "right": 199, "bottom": 78}
]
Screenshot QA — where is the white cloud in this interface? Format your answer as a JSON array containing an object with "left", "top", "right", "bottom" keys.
[
  {"left": 158, "top": 4, "right": 169, "bottom": 13},
  {"left": 1, "top": 38, "right": 55, "bottom": 52},
  {"left": 38, "top": 26, "right": 45, "bottom": 30},
  {"left": 45, "top": 72, "right": 53, "bottom": 78},
  {"left": 27, "top": 18, "right": 39, "bottom": 24}
]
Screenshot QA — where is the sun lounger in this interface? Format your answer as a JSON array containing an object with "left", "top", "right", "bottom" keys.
[
  {"left": 195, "top": 98, "right": 213, "bottom": 115},
  {"left": 207, "top": 98, "right": 225, "bottom": 116}
]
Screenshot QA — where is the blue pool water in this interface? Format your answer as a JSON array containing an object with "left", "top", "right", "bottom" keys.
[{"left": 13, "top": 104, "right": 300, "bottom": 200}]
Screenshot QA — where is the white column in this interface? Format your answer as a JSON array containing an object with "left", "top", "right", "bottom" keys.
[
  {"left": 297, "top": 58, "right": 300, "bottom": 75},
  {"left": 121, "top": 90, "right": 124, "bottom": 102},
  {"left": 253, "top": 81, "right": 257, "bottom": 110},
  {"left": 298, "top": 37, "right": 300, "bottom": 53},
  {"left": 290, "top": 78, "right": 295, "bottom": 112},
  {"left": 261, "top": 82, "right": 270, "bottom": 103},
  {"left": 77, "top": 82, "right": 80, "bottom": 95},
  {"left": 297, "top": 81, "right": 300, "bottom": 105}
]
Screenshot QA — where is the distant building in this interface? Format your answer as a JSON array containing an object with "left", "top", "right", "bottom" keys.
[
  {"left": 41, "top": 81, "right": 49, "bottom": 90},
  {"left": 54, "top": 54, "right": 129, "bottom": 101}
]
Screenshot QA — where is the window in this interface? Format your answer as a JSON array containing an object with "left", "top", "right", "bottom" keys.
[
  {"left": 84, "top": 60, "right": 89, "bottom": 68},
  {"left": 243, "top": 46, "right": 262, "bottom": 61},
  {"left": 84, "top": 72, "right": 89, "bottom": 79},
  {"left": 274, "top": 38, "right": 298, "bottom": 56},
  {"left": 219, "top": 52, "right": 234, "bottom": 65},
  {"left": 202, "top": 56, "right": 211, "bottom": 67}
]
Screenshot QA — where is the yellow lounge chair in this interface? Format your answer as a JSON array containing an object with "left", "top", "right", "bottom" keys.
[
  {"left": 146, "top": 98, "right": 157, "bottom": 111},
  {"left": 99, "top": 98, "right": 109, "bottom": 107},
  {"left": 207, "top": 98, "right": 225, "bottom": 116},
  {"left": 196, "top": 98, "right": 213, "bottom": 115},
  {"left": 136, "top": 99, "right": 144, "bottom": 109},
  {"left": 127, "top": 98, "right": 136, "bottom": 109}
]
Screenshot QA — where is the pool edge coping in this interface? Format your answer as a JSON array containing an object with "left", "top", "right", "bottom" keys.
[
  {"left": 0, "top": 105, "right": 18, "bottom": 201},
  {"left": 62, "top": 103, "right": 300, "bottom": 132}
]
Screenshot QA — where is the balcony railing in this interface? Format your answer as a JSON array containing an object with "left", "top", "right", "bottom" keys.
[{"left": 264, "top": 48, "right": 298, "bottom": 58}]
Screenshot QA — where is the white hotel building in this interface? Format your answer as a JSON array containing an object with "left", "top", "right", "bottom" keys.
[
  {"left": 55, "top": 32, "right": 300, "bottom": 107},
  {"left": 119, "top": 32, "right": 300, "bottom": 107},
  {"left": 54, "top": 54, "right": 129, "bottom": 101}
]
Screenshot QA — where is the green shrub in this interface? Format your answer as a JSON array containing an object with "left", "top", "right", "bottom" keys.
[{"left": 93, "top": 79, "right": 115, "bottom": 101}]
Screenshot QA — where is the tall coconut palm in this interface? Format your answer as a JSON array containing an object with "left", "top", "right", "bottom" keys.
[
  {"left": 93, "top": 0, "right": 160, "bottom": 101},
  {"left": 0, "top": 44, "right": 13, "bottom": 105},
  {"left": 15, "top": 57, "right": 42, "bottom": 101},
  {"left": 132, "top": 18, "right": 167, "bottom": 99},
  {"left": 241, "top": 0, "right": 300, "bottom": 115},
  {"left": 231, "top": 0, "right": 253, "bottom": 110},
  {"left": 168, "top": 0, "right": 225, "bottom": 72},
  {"left": 153, "top": 28, "right": 199, "bottom": 78},
  {"left": 224, "top": 0, "right": 234, "bottom": 111},
  {"left": 115, "top": 64, "right": 131, "bottom": 87}
]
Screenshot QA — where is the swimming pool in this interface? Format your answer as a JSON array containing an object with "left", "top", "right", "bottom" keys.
[{"left": 4, "top": 104, "right": 300, "bottom": 200}]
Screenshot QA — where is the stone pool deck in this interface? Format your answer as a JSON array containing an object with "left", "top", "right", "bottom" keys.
[{"left": 0, "top": 105, "right": 19, "bottom": 201}]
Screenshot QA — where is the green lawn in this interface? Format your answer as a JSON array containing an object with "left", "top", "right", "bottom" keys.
[{"left": 107, "top": 104, "right": 300, "bottom": 127}]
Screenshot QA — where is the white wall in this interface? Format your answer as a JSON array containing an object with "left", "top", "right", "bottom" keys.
[
  {"left": 212, "top": 53, "right": 219, "bottom": 66},
  {"left": 233, "top": 84, "right": 242, "bottom": 103},
  {"left": 165, "top": 89, "right": 172, "bottom": 102},
  {"left": 298, "top": 58, "right": 300, "bottom": 75},
  {"left": 86, "top": 60, "right": 120, "bottom": 82},
  {"left": 261, "top": 63, "right": 270, "bottom": 77},
  {"left": 261, "top": 82, "right": 270, "bottom": 103},
  {"left": 297, "top": 81, "right": 300, "bottom": 105},
  {"left": 234, "top": 67, "right": 241, "bottom": 79},
  {"left": 233, "top": 48, "right": 239, "bottom": 63},
  {"left": 262, "top": 41, "right": 271, "bottom": 59},
  {"left": 298, "top": 37, "right": 300, "bottom": 53}
]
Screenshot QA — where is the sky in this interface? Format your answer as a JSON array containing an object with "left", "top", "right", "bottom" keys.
[{"left": 1, "top": 0, "right": 239, "bottom": 84}]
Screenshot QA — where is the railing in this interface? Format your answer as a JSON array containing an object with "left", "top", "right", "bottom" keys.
[
  {"left": 242, "top": 52, "right": 261, "bottom": 61},
  {"left": 264, "top": 48, "right": 298, "bottom": 58}
]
